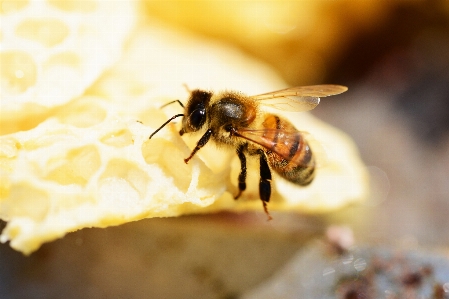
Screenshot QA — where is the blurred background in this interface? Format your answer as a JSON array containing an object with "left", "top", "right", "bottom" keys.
[
  {"left": 141, "top": 0, "right": 449, "bottom": 246},
  {"left": 1, "top": 1, "right": 449, "bottom": 298}
]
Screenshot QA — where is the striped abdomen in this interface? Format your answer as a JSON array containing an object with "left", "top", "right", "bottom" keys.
[{"left": 261, "top": 114, "right": 315, "bottom": 186}]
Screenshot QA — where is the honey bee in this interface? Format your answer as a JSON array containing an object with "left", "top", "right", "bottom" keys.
[{"left": 149, "top": 85, "right": 348, "bottom": 219}]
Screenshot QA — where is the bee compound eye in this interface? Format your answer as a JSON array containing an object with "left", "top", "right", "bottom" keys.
[{"left": 189, "top": 108, "right": 206, "bottom": 129}]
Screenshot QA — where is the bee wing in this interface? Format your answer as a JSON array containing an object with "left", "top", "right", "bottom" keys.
[
  {"left": 250, "top": 85, "right": 348, "bottom": 112},
  {"left": 235, "top": 128, "right": 311, "bottom": 164},
  {"left": 235, "top": 128, "right": 329, "bottom": 168}
]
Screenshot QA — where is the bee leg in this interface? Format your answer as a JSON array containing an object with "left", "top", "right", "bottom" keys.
[
  {"left": 184, "top": 129, "right": 212, "bottom": 164},
  {"left": 234, "top": 143, "right": 247, "bottom": 200},
  {"left": 259, "top": 151, "right": 273, "bottom": 221}
]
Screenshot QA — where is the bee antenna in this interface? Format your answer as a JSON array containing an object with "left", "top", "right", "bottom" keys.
[
  {"left": 160, "top": 100, "right": 185, "bottom": 109},
  {"left": 182, "top": 83, "right": 191, "bottom": 93},
  {"left": 149, "top": 114, "right": 184, "bottom": 139}
]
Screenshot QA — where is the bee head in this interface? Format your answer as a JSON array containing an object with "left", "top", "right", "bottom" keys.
[{"left": 180, "top": 90, "right": 212, "bottom": 135}]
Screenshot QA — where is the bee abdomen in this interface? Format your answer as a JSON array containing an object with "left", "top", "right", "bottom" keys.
[
  {"left": 269, "top": 142, "right": 315, "bottom": 186},
  {"left": 263, "top": 114, "right": 315, "bottom": 186},
  {"left": 283, "top": 143, "right": 315, "bottom": 186}
]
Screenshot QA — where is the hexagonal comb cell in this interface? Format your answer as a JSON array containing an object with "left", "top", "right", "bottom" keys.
[
  {"left": 0, "top": 51, "right": 37, "bottom": 94},
  {"left": 99, "top": 159, "right": 150, "bottom": 200},
  {"left": 1, "top": 182, "right": 50, "bottom": 222},
  {"left": 142, "top": 138, "right": 193, "bottom": 193},
  {"left": 100, "top": 129, "right": 134, "bottom": 147},
  {"left": 56, "top": 96, "right": 107, "bottom": 128},
  {"left": 45, "top": 145, "right": 101, "bottom": 186},
  {"left": 0, "top": 0, "right": 29, "bottom": 14},
  {"left": 16, "top": 18, "right": 70, "bottom": 47}
]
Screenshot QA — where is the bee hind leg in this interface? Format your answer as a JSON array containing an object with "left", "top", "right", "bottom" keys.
[
  {"left": 234, "top": 144, "right": 247, "bottom": 200},
  {"left": 259, "top": 151, "right": 273, "bottom": 221}
]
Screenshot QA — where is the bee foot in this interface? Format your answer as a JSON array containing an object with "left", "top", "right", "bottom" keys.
[
  {"left": 263, "top": 201, "right": 273, "bottom": 221},
  {"left": 234, "top": 190, "right": 242, "bottom": 200}
]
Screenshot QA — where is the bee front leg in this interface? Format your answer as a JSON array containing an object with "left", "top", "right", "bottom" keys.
[
  {"left": 184, "top": 129, "right": 212, "bottom": 164},
  {"left": 259, "top": 151, "right": 273, "bottom": 220},
  {"left": 234, "top": 143, "right": 248, "bottom": 200}
]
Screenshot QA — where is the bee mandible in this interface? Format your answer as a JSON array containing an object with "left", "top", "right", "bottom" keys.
[{"left": 149, "top": 85, "right": 348, "bottom": 220}]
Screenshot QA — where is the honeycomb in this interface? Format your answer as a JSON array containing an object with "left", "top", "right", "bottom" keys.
[
  {"left": 0, "top": 7, "right": 368, "bottom": 254},
  {"left": 0, "top": 0, "right": 135, "bottom": 135}
]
